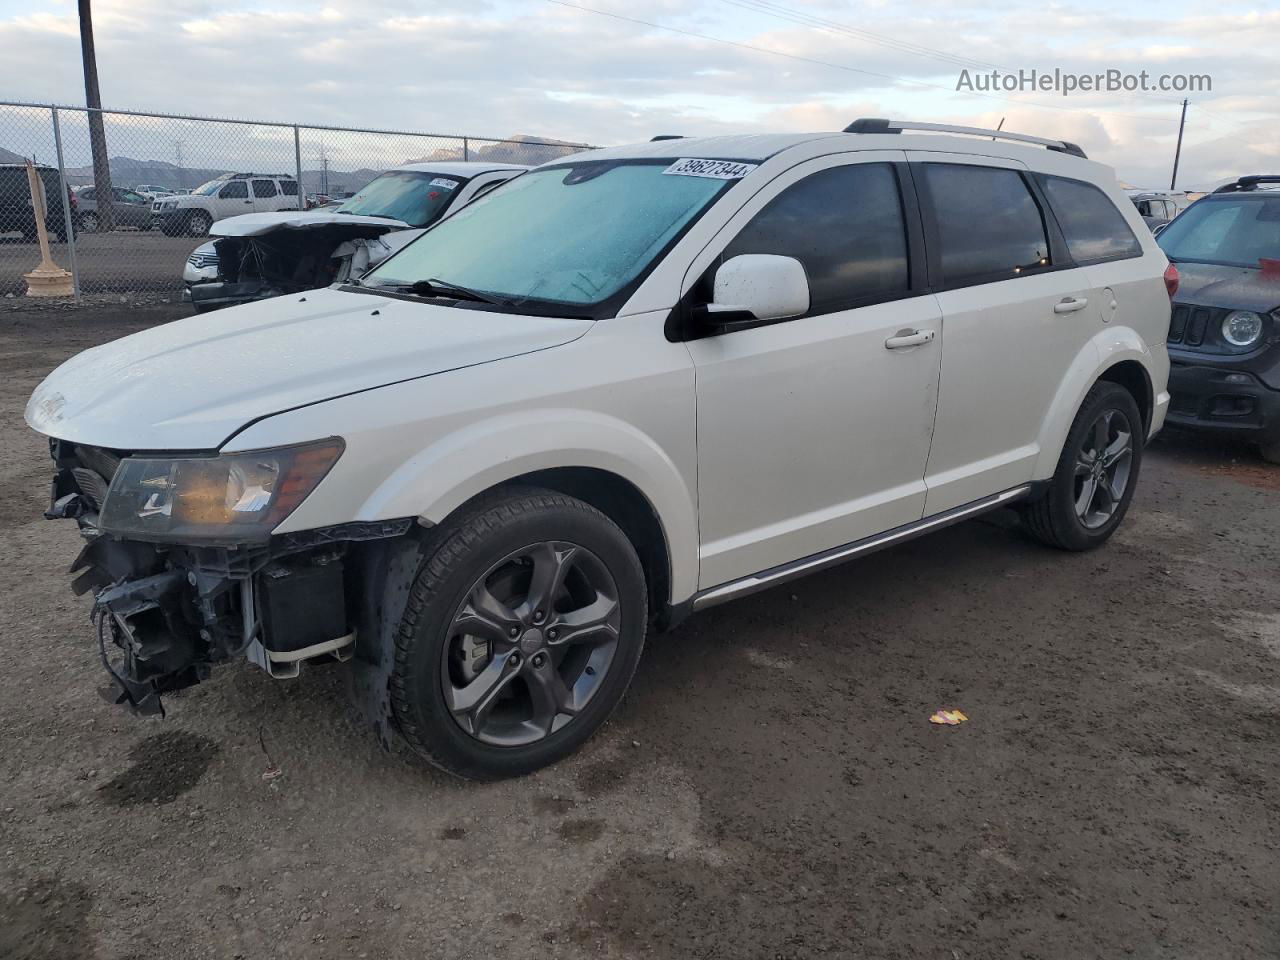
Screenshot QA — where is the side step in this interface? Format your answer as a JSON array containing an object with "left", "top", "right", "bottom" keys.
[{"left": 691, "top": 485, "right": 1031, "bottom": 612}]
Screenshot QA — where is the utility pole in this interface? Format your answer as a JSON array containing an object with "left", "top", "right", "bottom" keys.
[
  {"left": 78, "top": 0, "right": 114, "bottom": 229},
  {"left": 1170, "top": 98, "right": 1188, "bottom": 191}
]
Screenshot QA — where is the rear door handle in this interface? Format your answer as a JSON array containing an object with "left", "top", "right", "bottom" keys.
[
  {"left": 1054, "top": 296, "right": 1089, "bottom": 314},
  {"left": 884, "top": 329, "right": 936, "bottom": 350}
]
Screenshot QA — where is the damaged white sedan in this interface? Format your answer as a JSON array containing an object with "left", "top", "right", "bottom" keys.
[{"left": 182, "top": 162, "right": 527, "bottom": 312}]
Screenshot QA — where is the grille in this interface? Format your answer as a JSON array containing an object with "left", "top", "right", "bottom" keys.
[
  {"left": 187, "top": 253, "right": 219, "bottom": 269},
  {"left": 1168, "top": 303, "right": 1218, "bottom": 347}
]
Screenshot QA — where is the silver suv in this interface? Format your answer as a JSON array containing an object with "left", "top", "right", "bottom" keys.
[{"left": 152, "top": 173, "right": 300, "bottom": 236}]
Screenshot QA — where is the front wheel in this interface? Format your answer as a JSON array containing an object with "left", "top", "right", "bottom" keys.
[
  {"left": 1022, "top": 382, "right": 1144, "bottom": 550},
  {"left": 79, "top": 211, "right": 99, "bottom": 234},
  {"left": 391, "top": 488, "right": 648, "bottom": 780},
  {"left": 1259, "top": 438, "right": 1280, "bottom": 466},
  {"left": 186, "top": 211, "right": 212, "bottom": 237}
]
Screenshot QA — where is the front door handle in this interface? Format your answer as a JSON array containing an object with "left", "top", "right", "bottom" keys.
[
  {"left": 885, "top": 329, "right": 936, "bottom": 350},
  {"left": 1054, "top": 296, "right": 1089, "bottom": 314}
]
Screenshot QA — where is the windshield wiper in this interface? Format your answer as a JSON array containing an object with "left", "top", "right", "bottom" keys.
[{"left": 401, "top": 278, "right": 513, "bottom": 306}]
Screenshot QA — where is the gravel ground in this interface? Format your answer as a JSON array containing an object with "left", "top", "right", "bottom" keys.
[
  {"left": 0, "top": 231, "right": 196, "bottom": 296},
  {"left": 1, "top": 302, "right": 1278, "bottom": 960}
]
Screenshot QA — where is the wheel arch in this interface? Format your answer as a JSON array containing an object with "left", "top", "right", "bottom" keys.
[{"left": 1032, "top": 329, "right": 1161, "bottom": 479}]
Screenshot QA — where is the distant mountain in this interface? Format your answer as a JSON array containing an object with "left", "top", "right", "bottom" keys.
[{"left": 406, "top": 134, "right": 585, "bottom": 167}]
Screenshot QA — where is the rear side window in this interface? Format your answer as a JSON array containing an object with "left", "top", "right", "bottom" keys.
[
  {"left": 279, "top": 180, "right": 299, "bottom": 196},
  {"left": 221, "top": 181, "right": 247, "bottom": 199},
  {"left": 1042, "top": 176, "right": 1142, "bottom": 264},
  {"left": 252, "top": 179, "right": 277, "bottom": 198},
  {"left": 921, "top": 164, "right": 1049, "bottom": 285},
  {"left": 721, "top": 163, "right": 910, "bottom": 314}
]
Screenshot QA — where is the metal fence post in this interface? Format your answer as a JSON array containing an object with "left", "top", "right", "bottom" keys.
[
  {"left": 293, "top": 125, "right": 304, "bottom": 210},
  {"left": 50, "top": 106, "right": 81, "bottom": 302},
  {"left": 463, "top": 137, "right": 469, "bottom": 161}
]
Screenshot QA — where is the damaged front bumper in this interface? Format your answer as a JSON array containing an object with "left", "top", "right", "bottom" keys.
[{"left": 47, "top": 439, "right": 413, "bottom": 717}]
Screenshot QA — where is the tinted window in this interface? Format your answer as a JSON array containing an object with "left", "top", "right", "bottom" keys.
[
  {"left": 279, "top": 179, "right": 299, "bottom": 196},
  {"left": 80, "top": 188, "right": 97, "bottom": 200},
  {"left": 220, "top": 181, "right": 247, "bottom": 199},
  {"left": 252, "top": 179, "right": 276, "bottom": 198},
  {"left": 923, "top": 164, "right": 1049, "bottom": 284},
  {"left": 722, "top": 163, "right": 909, "bottom": 313},
  {"left": 1158, "top": 197, "right": 1280, "bottom": 269},
  {"left": 1041, "top": 175, "right": 1141, "bottom": 263}
]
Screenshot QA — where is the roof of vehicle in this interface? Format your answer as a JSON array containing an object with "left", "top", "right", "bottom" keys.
[
  {"left": 392, "top": 161, "right": 530, "bottom": 175},
  {"left": 0, "top": 162, "right": 56, "bottom": 170},
  {"left": 1211, "top": 175, "right": 1280, "bottom": 194},
  {"left": 1125, "top": 189, "right": 1187, "bottom": 199},
  {"left": 556, "top": 122, "right": 1095, "bottom": 168}
]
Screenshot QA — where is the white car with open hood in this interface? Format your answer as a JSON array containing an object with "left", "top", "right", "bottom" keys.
[
  {"left": 27, "top": 120, "right": 1172, "bottom": 781},
  {"left": 182, "top": 162, "right": 527, "bottom": 312}
]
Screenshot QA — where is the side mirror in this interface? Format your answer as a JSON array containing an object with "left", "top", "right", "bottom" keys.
[
  {"left": 1152, "top": 222, "right": 1168, "bottom": 236},
  {"left": 705, "top": 254, "right": 809, "bottom": 326}
]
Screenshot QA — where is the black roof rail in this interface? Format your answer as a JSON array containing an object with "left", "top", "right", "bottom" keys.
[
  {"left": 650, "top": 135, "right": 685, "bottom": 141},
  {"left": 1212, "top": 175, "right": 1280, "bottom": 194},
  {"left": 842, "top": 118, "right": 1087, "bottom": 159}
]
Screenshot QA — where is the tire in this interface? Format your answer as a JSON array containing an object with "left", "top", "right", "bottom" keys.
[
  {"left": 391, "top": 488, "right": 647, "bottom": 780},
  {"left": 186, "top": 211, "right": 212, "bottom": 237},
  {"left": 1022, "top": 382, "right": 1144, "bottom": 551},
  {"left": 1259, "top": 438, "right": 1280, "bottom": 466},
  {"left": 79, "top": 212, "right": 99, "bottom": 234}
]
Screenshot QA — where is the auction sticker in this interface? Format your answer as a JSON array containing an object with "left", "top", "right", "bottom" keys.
[
  {"left": 429, "top": 178, "right": 459, "bottom": 189},
  {"left": 663, "top": 158, "right": 757, "bottom": 180}
]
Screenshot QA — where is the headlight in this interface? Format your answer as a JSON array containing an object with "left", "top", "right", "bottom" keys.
[
  {"left": 1222, "top": 310, "right": 1264, "bottom": 347},
  {"left": 99, "top": 438, "right": 343, "bottom": 542}
]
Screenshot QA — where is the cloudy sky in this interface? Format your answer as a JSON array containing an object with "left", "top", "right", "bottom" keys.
[{"left": 0, "top": 0, "right": 1276, "bottom": 189}]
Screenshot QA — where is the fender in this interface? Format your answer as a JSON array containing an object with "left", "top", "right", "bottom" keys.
[
  {"left": 354, "top": 408, "right": 699, "bottom": 603},
  {"left": 1031, "top": 325, "right": 1166, "bottom": 479}
]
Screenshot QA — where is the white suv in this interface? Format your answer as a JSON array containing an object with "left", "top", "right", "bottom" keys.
[
  {"left": 152, "top": 173, "right": 300, "bottom": 236},
  {"left": 27, "top": 120, "right": 1172, "bottom": 780}
]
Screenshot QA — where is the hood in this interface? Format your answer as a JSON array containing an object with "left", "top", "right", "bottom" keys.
[
  {"left": 211, "top": 211, "right": 410, "bottom": 237},
  {"left": 27, "top": 287, "right": 591, "bottom": 451},
  {"left": 1172, "top": 260, "right": 1280, "bottom": 314}
]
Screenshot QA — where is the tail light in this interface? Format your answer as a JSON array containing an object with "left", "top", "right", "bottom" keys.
[
  {"left": 1163, "top": 262, "right": 1179, "bottom": 300},
  {"left": 68, "top": 187, "right": 77, "bottom": 210}
]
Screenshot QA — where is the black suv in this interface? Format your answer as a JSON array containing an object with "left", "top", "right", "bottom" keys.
[
  {"left": 1157, "top": 175, "right": 1280, "bottom": 462},
  {"left": 0, "top": 163, "right": 73, "bottom": 242}
]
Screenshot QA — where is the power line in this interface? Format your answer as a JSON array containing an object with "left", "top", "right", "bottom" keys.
[{"left": 543, "top": 0, "right": 1180, "bottom": 124}]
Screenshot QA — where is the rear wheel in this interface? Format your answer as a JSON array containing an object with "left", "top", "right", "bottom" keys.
[
  {"left": 1022, "top": 382, "right": 1144, "bottom": 550},
  {"left": 79, "top": 211, "right": 99, "bottom": 234},
  {"left": 391, "top": 488, "right": 647, "bottom": 780}
]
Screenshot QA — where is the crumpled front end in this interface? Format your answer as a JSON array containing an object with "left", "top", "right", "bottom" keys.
[{"left": 46, "top": 438, "right": 411, "bottom": 717}]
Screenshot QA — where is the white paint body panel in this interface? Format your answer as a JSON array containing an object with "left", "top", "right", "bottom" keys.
[{"left": 26, "top": 130, "right": 1170, "bottom": 609}]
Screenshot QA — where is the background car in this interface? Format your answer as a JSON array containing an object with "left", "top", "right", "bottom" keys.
[
  {"left": 1156, "top": 174, "right": 1280, "bottom": 462},
  {"left": 182, "top": 161, "right": 526, "bottom": 311},
  {"left": 73, "top": 185, "right": 153, "bottom": 232},
  {"left": 1127, "top": 189, "right": 1190, "bottom": 232},
  {"left": 0, "top": 162, "right": 74, "bottom": 242},
  {"left": 152, "top": 172, "right": 301, "bottom": 237}
]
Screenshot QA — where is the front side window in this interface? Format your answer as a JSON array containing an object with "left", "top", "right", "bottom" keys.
[
  {"left": 336, "top": 171, "right": 469, "bottom": 228},
  {"left": 1158, "top": 197, "right": 1280, "bottom": 269},
  {"left": 719, "top": 163, "right": 910, "bottom": 315},
  {"left": 220, "top": 181, "right": 247, "bottom": 199},
  {"left": 923, "top": 164, "right": 1050, "bottom": 285},
  {"left": 364, "top": 160, "right": 735, "bottom": 311},
  {"left": 1040, "top": 175, "right": 1142, "bottom": 264}
]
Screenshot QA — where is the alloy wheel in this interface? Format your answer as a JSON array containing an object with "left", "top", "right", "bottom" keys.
[
  {"left": 1073, "top": 408, "right": 1133, "bottom": 529},
  {"left": 441, "top": 541, "right": 621, "bottom": 747}
]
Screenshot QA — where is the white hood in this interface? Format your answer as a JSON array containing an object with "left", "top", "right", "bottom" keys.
[
  {"left": 210, "top": 211, "right": 410, "bottom": 236},
  {"left": 27, "top": 287, "right": 590, "bottom": 450}
]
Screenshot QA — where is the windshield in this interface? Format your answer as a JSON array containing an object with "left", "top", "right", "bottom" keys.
[
  {"left": 1158, "top": 197, "right": 1280, "bottom": 269},
  {"left": 335, "top": 171, "right": 467, "bottom": 227},
  {"left": 191, "top": 179, "right": 225, "bottom": 197},
  {"left": 364, "top": 160, "right": 734, "bottom": 309}
]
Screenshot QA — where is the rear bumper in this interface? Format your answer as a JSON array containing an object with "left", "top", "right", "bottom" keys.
[{"left": 1166, "top": 360, "right": 1280, "bottom": 441}]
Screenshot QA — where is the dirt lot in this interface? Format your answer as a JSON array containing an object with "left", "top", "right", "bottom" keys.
[
  {"left": 0, "top": 231, "right": 195, "bottom": 296},
  {"left": 1, "top": 301, "right": 1277, "bottom": 960}
]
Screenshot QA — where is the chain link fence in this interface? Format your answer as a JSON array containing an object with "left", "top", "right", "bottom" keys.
[{"left": 0, "top": 102, "right": 591, "bottom": 300}]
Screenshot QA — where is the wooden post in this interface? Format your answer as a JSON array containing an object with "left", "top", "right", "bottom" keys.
[{"left": 23, "top": 161, "right": 74, "bottom": 297}]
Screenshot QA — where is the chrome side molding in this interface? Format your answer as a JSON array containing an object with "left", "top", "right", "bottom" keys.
[{"left": 691, "top": 485, "right": 1032, "bottom": 612}]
